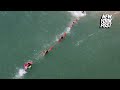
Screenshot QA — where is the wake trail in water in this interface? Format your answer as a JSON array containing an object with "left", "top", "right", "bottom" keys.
[
  {"left": 13, "top": 11, "right": 86, "bottom": 79},
  {"left": 13, "top": 68, "right": 27, "bottom": 79}
]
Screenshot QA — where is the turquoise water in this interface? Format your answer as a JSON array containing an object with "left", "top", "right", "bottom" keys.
[{"left": 0, "top": 11, "right": 120, "bottom": 79}]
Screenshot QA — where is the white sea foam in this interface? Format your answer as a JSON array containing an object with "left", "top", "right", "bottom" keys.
[
  {"left": 68, "top": 11, "right": 86, "bottom": 18},
  {"left": 14, "top": 68, "right": 27, "bottom": 79},
  {"left": 66, "top": 27, "right": 71, "bottom": 34}
]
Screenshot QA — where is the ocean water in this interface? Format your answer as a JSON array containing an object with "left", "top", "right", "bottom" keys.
[{"left": 0, "top": 11, "right": 120, "bottom": 79}]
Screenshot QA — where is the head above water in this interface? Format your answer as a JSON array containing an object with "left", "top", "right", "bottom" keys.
[
  {"left": 27, "top": 62, "right": 32, "bottom": 65},
  {"left": 61, "top": 36, "right": 64, "bottom": 39},
  {"left": 45, "top": 50, "right": 49, "bottom": 54}
]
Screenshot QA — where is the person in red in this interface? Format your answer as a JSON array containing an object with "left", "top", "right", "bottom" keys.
[
  {"left": 41, "top": 46, "right": 54, "bottom": 56},
  {"left": 41, "top": 32, "right": 66, "bottom": 56},
  {"left": 24, "top": 61, "right": 33, "bottom": 70}
]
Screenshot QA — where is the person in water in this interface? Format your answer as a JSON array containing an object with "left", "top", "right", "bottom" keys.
[
  {"left": 42, "top": 46, "right": 54, "bottom": 56},
  {"left": 73, "top": 19, "right": 78, "bottom": 24},
  {"left": 58, "top": 36, "right": 64, "bottom": 42},
  {"left": 58, "top": 33, "right": 66, "bottom": 42},
  {"left": 69, "top": 19, "right": 78, "bottom": 28},
  {"left": 24, "top": 62, "right": 32, "bottom": 70},
  {"left": 60, "top": 36, "right": 64, "bottom": 40},
  {"left": 43, "top": 50, "right": 49, "bottom": 55},
  {"left": 27, "top": 62, "right": 32, "bottom": 68}
]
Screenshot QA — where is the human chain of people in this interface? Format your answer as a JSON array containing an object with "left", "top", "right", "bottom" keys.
[
  {"left": 24, "top": 17, "right": 81, "bottom": 71},
  {"left": 19, "top": 11, "right": 114, "bottom": 75}
]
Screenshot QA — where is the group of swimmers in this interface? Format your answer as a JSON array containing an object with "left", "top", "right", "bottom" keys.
[
  {"left": 24, "top": 32, "right": 67, "bottom": 71},
  {"left": 24, "top": 16, "right": 80, "bottom": 71}
]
